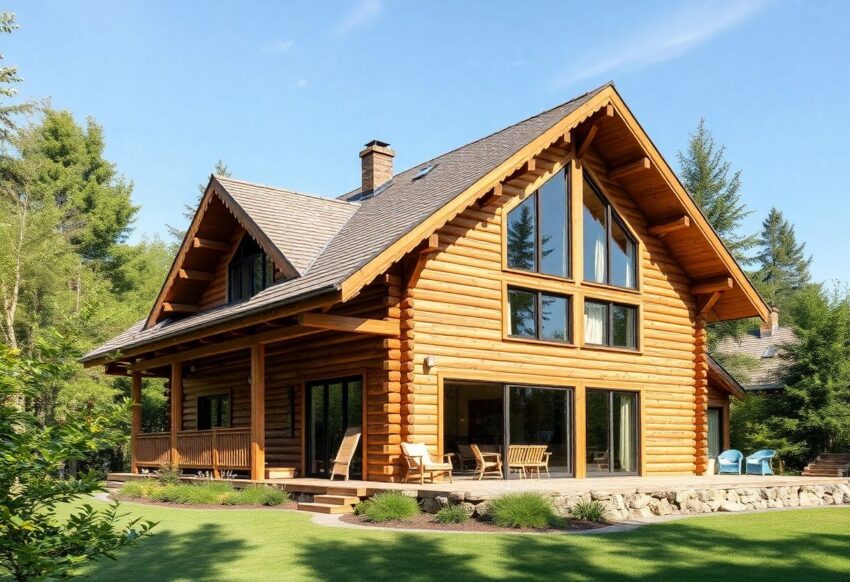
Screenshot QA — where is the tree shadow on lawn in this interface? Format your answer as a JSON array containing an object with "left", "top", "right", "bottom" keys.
[
  {"left": 295, "top": 513, "right": 850, "bottom": 582},
  {"left": 83, "top": 521, "right": 254, "bottom": 581}
]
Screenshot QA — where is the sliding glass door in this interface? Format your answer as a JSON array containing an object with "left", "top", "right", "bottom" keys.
[
  {"left": 508, "top": 385, "right": 572, "bottom": 476},
  {"left": 306, "top": 376, "right": 362, "bottom": 479},
  {"left": 586, "top": 389, "right": 639, "bottom": 475}
]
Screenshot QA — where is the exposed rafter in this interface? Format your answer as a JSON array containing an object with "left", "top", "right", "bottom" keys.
[
  {"left": 576, "top": 104, "right": 614, "bottom": 160},
  {"left": 609, "top": 156, "right": 651, "bottom": 180},
  {"left": 192, "top": 237, "right": 230, "bottom": 252},
  {"left": 177, "top": 269, "right": 214, "bottom": 282},
  {"left": 649, "top": 215, "right": 690, "bottom": 238},
  {"left": 297, "top": 312, "right": 400, "bottom": 337},
  {"left": 698, "top": 291, "right": 723, "bottom": 315},
  {"left": 692, "top": 277, "right": 734, "bottom": 295},
  {"left": 476, "top": 183, "right": 502, "bottom": 208},
  {"left": 162, "top": 303, "right": 200, "bottom": 314}
]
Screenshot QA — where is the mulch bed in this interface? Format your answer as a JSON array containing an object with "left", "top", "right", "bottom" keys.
[
  {"left": 340, "top": 513, "right": 607, "bottom": 533},
  {"left": 109, "top": 493, "right": 298, "bottom": 511}
]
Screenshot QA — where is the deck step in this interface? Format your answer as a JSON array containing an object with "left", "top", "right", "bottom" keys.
[
  {"left": 314, "top": 495, "right": 360, "bottom": 506},
  {"left": 326, "top": 486, "right": 367, "bottom": 497},
  {"left": 297, "top": 502, "right": 355, "bottom": 514},
  {"left": 265, "top": 467, "right": 298, "bottom": 479}
]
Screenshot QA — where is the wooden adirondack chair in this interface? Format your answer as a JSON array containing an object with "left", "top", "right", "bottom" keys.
[
  {"left": 329, "top": 426, "right": 362, "bottom": 481},
  {"left": 401, "top": 442, "right": 455, "bottom": 484},
  {"left": 471, "top": 444, "right": 503, "bottom": 480}
]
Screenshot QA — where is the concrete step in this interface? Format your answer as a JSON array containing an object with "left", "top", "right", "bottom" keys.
[
  {"left": 314, "top": 494, "right": 360, "bottom": 506},
  {"left": 297, "top": 502, "right": 354, "bottom": 514}
]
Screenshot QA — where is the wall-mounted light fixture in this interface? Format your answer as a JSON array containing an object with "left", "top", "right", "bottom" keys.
[{"left": 424, "top": 355, "right": 436, "bottom": 369}]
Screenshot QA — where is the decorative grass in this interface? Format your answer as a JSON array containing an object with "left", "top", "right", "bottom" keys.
[
  {"left": 570, "top": 500, "right": 609, "bottom": 523},
  {"left": 118, "top": 480, "right": 287, "bottom": 506},
  {"left": 434, "top": 504, "right": 469, "bottom": 524},
  {"left": 355, "top": 491, "right": 420, "bottom": 522},
  {"left": 486, "top": 492, "right": 556, "bottom": 529}
]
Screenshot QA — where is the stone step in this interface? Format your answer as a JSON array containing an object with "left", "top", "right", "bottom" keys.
[
  {"left": 314, "top": 494, "right": 360, "bottom": 506},
  {"left": 297, "top": 502, "right": 354, "bottom": 514}
]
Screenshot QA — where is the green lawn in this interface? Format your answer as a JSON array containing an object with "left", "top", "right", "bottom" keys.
[{"left": 70, "top": 502, "right": 850, "bottom": 581}]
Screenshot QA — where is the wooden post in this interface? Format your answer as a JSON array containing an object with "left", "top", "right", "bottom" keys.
[
  {"left": 574, "top": 384, "right": 587, "bottom": 479},
  {"left": 212, "top": 428, "right": 221, "bottom": 479},
  {"left": 130, "top": 371, "right": 142, "bottom": 473},
  {"left": 250, "top": 344, "right": 266, "bottom": 481},
  {"left": 694, "top": 317, "right": 709, "bottom": 475},
  {"left": 170, "top": 362, "right": 183, "bottom": 468}
]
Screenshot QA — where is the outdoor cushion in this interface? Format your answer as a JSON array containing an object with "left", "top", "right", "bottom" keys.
[{"left": 402, "top": 442, "right": 434, "bottom": 467}]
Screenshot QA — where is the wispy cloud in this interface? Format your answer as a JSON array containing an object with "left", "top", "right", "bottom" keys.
[
  {"left": 336, "top": 0, "right": 383, "bottom": 34},
  {"left": 294, "top": 78, "right": 308, "bottom": 89},
  {"left": 266, "top": 39, "right": 295, "bottom": 53},
  {"left": 554, "top": 0, "right": 769, "bottom": 87}
]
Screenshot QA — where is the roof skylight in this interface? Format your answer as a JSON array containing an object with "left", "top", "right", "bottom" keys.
[{"left": 413, "top": 163, "right": 437, "bottom": 181}]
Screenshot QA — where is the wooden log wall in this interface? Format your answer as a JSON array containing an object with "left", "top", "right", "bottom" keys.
[
  {"left": 694, "top": 317, "right": 709, "bottom": 474},
  {"left": 404, "top": 148, "right": 703, "bottom": 476}
]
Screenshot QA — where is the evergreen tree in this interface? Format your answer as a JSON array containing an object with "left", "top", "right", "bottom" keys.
[
  {"left": 167, "top": 160, "right": 231, "bottom": 244},
  {"left": 21, "top": 110, "right": 138, "bottom": 264},
  {"left": 677, "top": 119, "right": 757, "bottom": 263},
  {"left": 754, "top": 207, "right": 812, "bottom": 311},
  {"left": 0, "top": 12, "right": 34, "bottom": 144}
]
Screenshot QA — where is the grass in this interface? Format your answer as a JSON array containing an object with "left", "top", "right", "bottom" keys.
[
  {"left": 118, "top": 480, "right": 288, "bottom": 506},
  {"left": 485, "top": 492, "right": 556, "bottom": 529},
  {"left": 354, "top": 491, "right": 420, "bottom": 522},
  {"left": 45, "top": 501, "right": 850, "bottom": 581},
  {"left": 571, "top": 500, "right": 610, "bottom": 523},
  {"left": 435, "top": 504, "right": 469, "bottom": 524}
]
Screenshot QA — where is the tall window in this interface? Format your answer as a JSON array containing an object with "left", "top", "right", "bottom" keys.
[
  {"left": 506, "top": 168, "right": 569, "bottom": 278},
  {"left": 508, "top": 286, "right": 570, "bottom": 342},
  {"left": 584, "top": 300, "right": 637, "bottom": 349},
  {"left": 228, "top": 236, "right": 275, "bottom": 303},
  {"left": 197, "top": 394, "right": 230, "bottom": 430},
  {"left": 583, "top": 176, "right": 637, "bottom": 288},
  {"left": 586, "top": 389, "right": 638, "bottom": 474}
]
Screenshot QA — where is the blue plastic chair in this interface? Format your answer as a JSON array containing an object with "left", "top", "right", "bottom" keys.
[
  {"left": 717, "top": 449, "right": 743, "bottom": 475},
  {"left": 746, "top": 449, "right": 776, "bottom": 475}
]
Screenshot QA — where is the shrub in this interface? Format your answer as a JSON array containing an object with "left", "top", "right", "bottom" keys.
[
  {"left": 435, "top": 504, "right": 469, "bottom": 524},
  {"left": 356, "top": 492, "right": 420, "bottom": 522},
  {"left": 224, "top": 486, "right": 287, "bottom": 506},
  {"left": 571, "top": 500, "right": 609, "bottom": 523},
  {"left": 486, "top": 492, "right": 555, "bottom": 529},
  {"left": 149, "top": 482, "right": 234, "bottom": 504},
  {"left": 118, "top": 480, "right": 156, "bottom": 499},
  {"left": 156, "top": 463, "right": 183, "bottom": 485}
]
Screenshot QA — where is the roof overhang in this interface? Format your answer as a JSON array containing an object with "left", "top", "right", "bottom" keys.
[{"left": 708, "top": 356, "right": 747, "bottom": 400}]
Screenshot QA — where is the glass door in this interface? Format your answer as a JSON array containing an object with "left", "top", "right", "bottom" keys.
[
  {"left": 306, "top": 376, "right": 362, "bottom": 478},
  {"left": 508, "top": 385, "right": 573, "bottom": 477},
  {"left": 707, "top": 407, "right": 723, "bottom": 459},
  {"left": 586, "top": 388, "right": 639, "bottom": 475}
]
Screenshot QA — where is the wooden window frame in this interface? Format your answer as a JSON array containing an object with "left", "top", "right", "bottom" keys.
[
  {"left": 505, "top": 167, "right": 571, "bottom": 281},
  {"left": 226, "top": 235, "right": 275, "bottom": 304},
  {"left": 196, "top": 392, "right": 232, "bottom": 431},
  {"left": 583, "top": 298, "right": 639, "bottom": 351},
  {"left": 582, "top": 173, "right": 638, "bottom": 291},
  {"left": 506, "top": 285, "right": 573, "bottom": 345},
  {"left": 585, "top": 387, "right": 641, "bottom": 477}
]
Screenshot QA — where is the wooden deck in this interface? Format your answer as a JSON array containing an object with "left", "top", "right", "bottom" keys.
[{"left": 108, "top": 472, "right": 850, "bottom": 502}]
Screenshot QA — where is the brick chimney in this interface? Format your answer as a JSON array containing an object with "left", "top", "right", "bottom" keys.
[
  {"left": 760, "top": 308, "right": 780, "bottom": 338},
  {"left": 359, "top": 140, "right": 395, "bottom": 193}
]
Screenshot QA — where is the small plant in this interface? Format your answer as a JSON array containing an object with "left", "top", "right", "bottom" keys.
[
  {"left": 118, "top": 480, "right": 156, "bottom": 499},
  {"left": 570, "top": 500, "right": 609, "bottom": 523},
  {"left": 197, "top": 470, "right": 214, "bottom": 481},
  {"left": 435, "top": 504, "right": 469, "bottom": 524},
  {"left": 156, "top": 462, "right": 182, "bottom": 485},
  {"left": 221, "top": 470, "right": 237, "bottom": 480},
  {"left": 355, "top": 492, "right": 420, "bottom": 522},
  {"left": 224, "top": 486, "right": 287, "bottom": 506},
  {"left": 486, "top": 492, "right": 555, "bottom": 529}
]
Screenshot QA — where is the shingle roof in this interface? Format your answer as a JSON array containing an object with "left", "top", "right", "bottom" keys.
[
  {"left": 82, "top": 83, "right": 609, "bottom": 363},
  {"left": 715, "top": 327, "right": 798, "bottom": 390}
]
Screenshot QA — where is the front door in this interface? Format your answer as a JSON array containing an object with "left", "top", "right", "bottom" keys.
[{"left": 306, "top": 376, "right": 363, "bottom": 478}]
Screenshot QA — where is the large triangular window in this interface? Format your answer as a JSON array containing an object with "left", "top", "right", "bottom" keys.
[
  {"left": 583, "top": 175, "right": 637, "bottom": 289},
  {"left": 228, "top": 236, "right": 275, "bottom": 303}
]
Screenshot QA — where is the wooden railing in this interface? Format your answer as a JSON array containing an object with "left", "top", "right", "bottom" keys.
[
  {"left": 176, "top": 428, "right": 251, "bottom": 472},
  {"left": 135, "top": 432, "right": 170, "bottom": 467}
]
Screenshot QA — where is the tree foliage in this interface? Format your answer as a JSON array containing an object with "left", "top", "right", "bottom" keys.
[
  {"left": 754, "top": 207, "right": 812, "bottom": 315},
  {"left": 0, "top": 342, "right": 155, "bottom": 580},
  {"left": 0, "top": 12, "right": 35, "bottom": 144},
  {"left": 167, "top": 159, "right": 231, "bottom": 244}
]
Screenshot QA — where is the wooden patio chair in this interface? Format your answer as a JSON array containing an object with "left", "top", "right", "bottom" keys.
[
  {"left": 471, "top": 444, "right": 503, "bottom": 480},
  {"left": 400, "top": 442, "right": 454, "bottom": 484},
  {"left": 521, "top": 445, "right": 550, "bottom": 478},
  {"left": 457, "top": 444, "right": 478, "bottom": 471},
  {"left": 329, "top": 426, "right": 362, "bottom": 481}
]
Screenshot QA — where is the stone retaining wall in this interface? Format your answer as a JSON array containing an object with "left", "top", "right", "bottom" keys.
[{"left": 417, "top": 480, "right": 850, "bottom": 521}]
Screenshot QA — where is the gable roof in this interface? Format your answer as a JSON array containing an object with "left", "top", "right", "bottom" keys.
[
  {"left": 707, "top": 355, "right": 747, "bottom": 400},
  {"left": 716, "top": 326, "right": 798, "bottom": 390},
  {"left": 83, "top": 82, "right": 769, "bottom": 365}
]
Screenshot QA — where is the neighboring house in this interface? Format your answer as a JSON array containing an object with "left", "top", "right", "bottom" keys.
[
  {"left": 82, "top": 83, "right": 769, "bottom": 482},
  {"left": 716, "top": 309, "right": 798, "bottom": 392}
]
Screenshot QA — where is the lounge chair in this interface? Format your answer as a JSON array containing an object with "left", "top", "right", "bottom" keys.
[
  {"left": 329, "top": 426, "right": 362, "bottom": 481},
  {"left": 456, "top": 444, "right": 478, "bottom": 472},
  {"left": 746, "top": 449, "right": 776, "bottom": 475},
  {"left": 471, "top": 444, "right": 503, "bottom": 480},
  {"left": 400, "top": 442, "right": 454, "bottom": 484},
  {"left": 717, "top": 449, "right": 743, "bottom": 475}
]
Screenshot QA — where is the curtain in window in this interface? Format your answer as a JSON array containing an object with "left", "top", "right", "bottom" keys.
[
  {"left": 618, "top": 396, "right": 634, "bottom": 472},
  {"left": 708, "top": 408, "right": 721, "bottom": 459},
  {"left": 593, "top": 239, "right": 606, "bottom": 283},
  {"left": 584, "top": 302, "right": 606, "bottom": 344},
  {"left": 624, "top": 244, "right": 635, "bottom": 288}
]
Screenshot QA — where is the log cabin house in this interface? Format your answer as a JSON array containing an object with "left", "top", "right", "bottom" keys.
[{"left": 83, "top": 83, "right": 762, "bottom": 483}]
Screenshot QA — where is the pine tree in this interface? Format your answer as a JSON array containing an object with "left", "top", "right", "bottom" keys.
[
  {"left": 167, "top": 160, "right": 231, "bottom": 244},
  {"left": 755, "top": 207, "right": 812, "bottom": 311},
  {"left": 677, "top": 119, "right": 757, "bottom": 263},
  {"left": 0, "top": 12, "right": 35, "bottom": 144}
]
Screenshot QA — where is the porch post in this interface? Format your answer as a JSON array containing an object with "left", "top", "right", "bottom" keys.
[
  {"left": 170, "top": 362, "right": 183, "bottom": 468},
  {"left": 574, "top": 385, "right": 587, "bottom": 479},
  {"left": 250, "top": 343, "right": 266, "bottom": 481},
  {"left": 130, "top": 371, "right": 142, "bottom": 473}
]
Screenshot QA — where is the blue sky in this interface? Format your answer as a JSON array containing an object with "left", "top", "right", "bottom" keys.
[{"left": 7, "top": 0, "right": 850, "bottom": 283}]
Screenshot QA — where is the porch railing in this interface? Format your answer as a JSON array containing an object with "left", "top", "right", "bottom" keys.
[{"left": 134, "top": 428, "right": 251, "bottom": 474}]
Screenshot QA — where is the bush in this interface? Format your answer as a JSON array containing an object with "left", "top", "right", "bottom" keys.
[
  {"left": 435, "top": 504, "right": 469, "bottom": 524},
  {"left": 355, "top": 492, "right": 420, "bottom": 522},
  {"left": 571, "top": 500, "right": 609, "bottom": 523},
  {"left": 223, "top": 486, "right": 287, "bottom": 506},
  {"left": 118, "top": 480, "right": 156, "bottom": 499},
  {"left": 486, "top": 492, "right": 555, "bottom": 529},
  {"left": 156, "top": 463, "right": 183, "bottom": 485}
]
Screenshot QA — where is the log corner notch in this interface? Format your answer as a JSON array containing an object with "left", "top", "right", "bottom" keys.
[{"left": 691, "top": 277, "right": 734, "bottom": 316}]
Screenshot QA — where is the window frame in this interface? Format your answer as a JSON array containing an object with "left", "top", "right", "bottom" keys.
[
  {"left": 582, "top": 173, "right": 638, "bottom": 290},
  {"left": 506, "top": 285, "right": 572, "bottom": 344},
  {"left": 505, "top": 166, "right": 571, "bottom": 280},
  {"left": 583, "top": 298, "right": 639, "bottom": 350},
  {"left": 196, "top": 392, "right": 231, "bottom": 430},
  {"left": 227, "top": 235, "right": 276, "bottom": 303}
]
